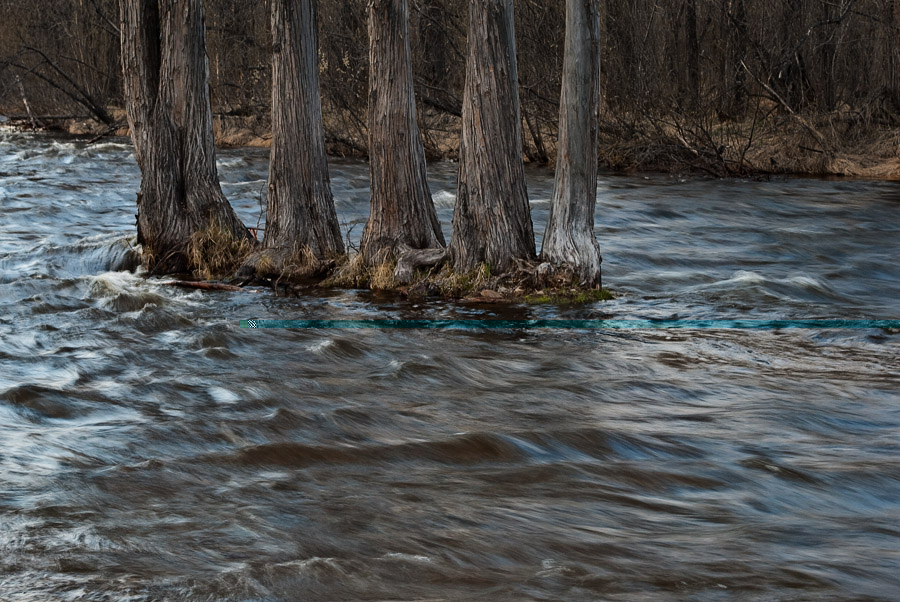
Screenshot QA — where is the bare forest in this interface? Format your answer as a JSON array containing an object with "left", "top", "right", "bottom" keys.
[{"left": 2, "top": 0, "right": 899, "bottom": 177}]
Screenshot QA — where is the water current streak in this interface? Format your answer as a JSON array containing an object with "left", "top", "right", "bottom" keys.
[{"left": 241, "top": 319, "right": 900, "bottom": 330}]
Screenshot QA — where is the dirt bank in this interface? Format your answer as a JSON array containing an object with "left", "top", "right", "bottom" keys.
[{"left": 5, "top": 107, "right": 899, "bottom": 180}]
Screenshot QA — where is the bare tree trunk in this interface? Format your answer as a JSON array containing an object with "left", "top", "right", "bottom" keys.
[
  {"left": 262, "top": 0, "right": 343, "bottom": 271},
  {"left": 360, "top": 0, "right": 444, "bottom": 266},
  {"left": 778, "top": 0, "right": 808, "bottom": 109},
  {"left": 541, "top": 0, "right": 602, "bottom": 287},
  {"left": 818, "top": 0, "right": 836, "bottom": 110},
  {"left": 885, "top": 0, "right": 899, "bottom": 110},
  {"left": 684, "top": 0, "right": 701, "bottom": 111},
  {"left": 726, "top": 0, "right": 748, "bottom": 116},
  {"left": 450, "top": 0, "right": 535, "bottom": 275},
  {"left": 120, "top": 0, "right": 250, "bottom": 274}
]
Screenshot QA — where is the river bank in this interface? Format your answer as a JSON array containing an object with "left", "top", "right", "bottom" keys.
[{"left": 4, "top": 106, "right": 899, "bottom": 180}]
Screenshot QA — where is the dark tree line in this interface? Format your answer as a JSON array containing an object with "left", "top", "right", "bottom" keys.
[{"left": 4, "top": 0, "right": 899, "bottom": 157}]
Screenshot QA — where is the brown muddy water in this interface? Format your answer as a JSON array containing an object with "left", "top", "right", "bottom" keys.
[{"left": 1, "top": 131, "right": 899, "bottom": 601}]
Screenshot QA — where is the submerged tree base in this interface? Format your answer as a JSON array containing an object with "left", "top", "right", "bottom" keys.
[
  {"left": 152, "top": 243, "right": 613, "bottom": 305},
  {"left": 268, "top": 252, "right": 612, "bottom": 304}
]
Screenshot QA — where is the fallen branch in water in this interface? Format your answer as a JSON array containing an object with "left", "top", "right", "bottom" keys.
[
  {"left": 165, "top": 280, "right": 246, "bottom": 292},
  {"left": 87, "top": 125, "right": 120, "bottom": 145}
]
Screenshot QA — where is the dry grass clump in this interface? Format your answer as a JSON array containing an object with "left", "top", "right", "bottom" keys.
[
  {"left": 240, "top": 244, "right": 342, "bottom": 284},
  {"left": 323, "top": 254, "right": 397, "bottom": 290},
  {"left": 189, "top": 222, "right": 254, "bottom": 280},
  {"left": 323, "top": 253, "right": 368, "bottom": 288},
  {"left": 428, "top": 263, "right": 491, "bottom": 298},
  {"left": 368, "top": 260, "right": 396, "bottom": 291},
  {"left": 278, "top": 246, "right": 326, "bottom": 280},
  {"left": 140, "top": 244, "right": 157, "bottom": 272}
]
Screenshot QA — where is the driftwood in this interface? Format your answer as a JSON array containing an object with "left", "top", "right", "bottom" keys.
[
  {"left": 165, "top": 280, "right": 245, "bottom": 292},
  {"left": 392, "top": 244, "right": 447, "bottom": 284}
]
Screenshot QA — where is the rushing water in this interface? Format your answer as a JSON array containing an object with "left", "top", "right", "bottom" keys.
[{"left": 1, "top": 130, "right": 899, "bottom": 601}]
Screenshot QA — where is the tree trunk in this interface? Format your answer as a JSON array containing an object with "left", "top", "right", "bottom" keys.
[
  {"left": 541, "top": 0, "right": 602, "bottom": 287},
  {"left": 120, "top": 0, "right": 250, "bottom": 274},
  {"left": 450, "top": 0, "right": 535, "bottom": 275},
  {"left": 726, "top": 0, "right": 748, "bottom": 116},
  {"left": 889, "top": 0, "right": 900, "bottom": 110},
  {"left": 778, "top": 0, "right": 807, "bottom": 109},
  {"left": 817, "top": 0, "right": 835, "bottom": 111},
  {"left": 684, "top": 0, "right": 701, "bottom": 111},
  {"left": 360, "top": 0, "right": 444, "bottom": 266},
  {"left": 263, "top": 0, "right": 344, "bottom": 271}
]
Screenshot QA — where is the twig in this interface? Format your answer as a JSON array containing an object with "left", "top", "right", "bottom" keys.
[
  {"left": 87, "top": 125, "right": 118, "bottom": 145},
  {"left": 798, "top": 144, "right": 825, "bottom": 154},
  {"left": 15, "top": 75, "right": 40, "bottom": 130},
  {"left": 21, "top": 46, "right": 114, "bottom": 125},
  {"left": 740, "top": 60, "right": 832, "bottom": 154}
]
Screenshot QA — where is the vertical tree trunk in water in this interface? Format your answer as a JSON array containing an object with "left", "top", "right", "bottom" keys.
[
  {"left": 450, "top": 0, "right": 535, "bottom": 274},
  {"left": 361, "top": 0, "right": 444, "bottom": 265},
  {"left": 120, "top": 0, "right": 250, "bottom": 274},
  {"left": 264, "top": 0, "right": 344, "bottom": 269},
  {"left": 541, "top": 0, "right": 602, "bottom": 287}
]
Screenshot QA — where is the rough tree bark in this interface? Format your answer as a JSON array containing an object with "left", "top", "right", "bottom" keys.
[
  {"left": 450, "top": 0, "right": 535, "bottom": 275},
  {"left": 261, "top": 0, "right": 343, "bottom": 272},
  {"left": 360, "top": 0, "right": 444, "bottom": 267},
  {"left": 540, "top": 0, "right": 603, "bottom": 287},
  {"left": 684, "top": 0, "right": 701, "bottom": 111},
  {"left": 888, "top": 0, "right": 900, "bottom": 110},
  {"left": 120, "top": 0, "right": 250, "bottom": 273},
  {"left": 725, "top": 0, "right": 748, "bottom": 116},
  {"left": 778, "top": 0, "right": 808, "bottom": 109}
]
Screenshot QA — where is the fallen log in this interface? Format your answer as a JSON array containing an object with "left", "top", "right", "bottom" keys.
[{"left": 165, "top": 280, "right": 245, "bottom": 292}]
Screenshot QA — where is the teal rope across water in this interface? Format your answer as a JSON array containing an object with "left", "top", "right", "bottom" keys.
[{"left": 240, "top": 319, "right": 900, "bottom": 330}]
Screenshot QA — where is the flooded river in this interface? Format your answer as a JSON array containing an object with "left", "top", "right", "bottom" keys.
[{"left": 1, "top": 131, "right": 899, "bottom": 601}]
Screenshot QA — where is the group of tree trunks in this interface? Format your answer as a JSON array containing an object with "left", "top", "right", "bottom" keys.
[{"left": 120, "top": 0, "right": 602, "bottom": 286}]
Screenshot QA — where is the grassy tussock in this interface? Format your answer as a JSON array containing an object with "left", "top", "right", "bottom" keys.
[
  {"left": 429, "top": 263, "right": 491, "bottom": 298},
  {"left": 255, "top": 253, "right": 275, "bottom": 275},
  {"left": 189, "top": 222, "right": 254, "bottom": 280},
  {"left": 369, "top": 261, "right": 396, "bottom": 291},
  {"left": 322, "top": 253, "right": 368, "bottom": 288},
  {"left": 278, "top": 246, "right": 322, "bottom": 280},
  {"left": 140, "top": 245, "right": 157, "bottom": 272},
  {"left": 322, "top": 254, "right": 397, "bottom": 290},
  {"left": 250, "top": 246, "right": 338, "bottom": 282}
]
